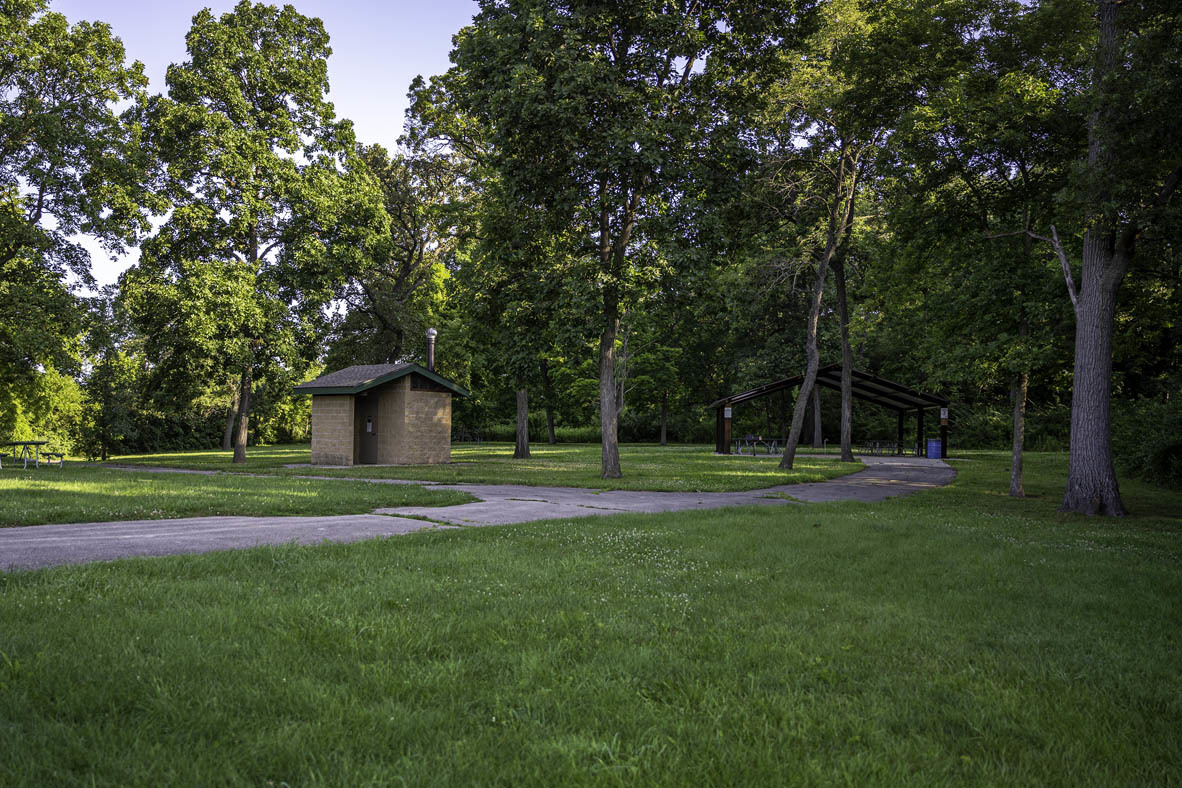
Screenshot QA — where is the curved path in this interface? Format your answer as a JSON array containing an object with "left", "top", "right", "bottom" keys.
[{"left": 1, "top": 456, "right": 954, "bottom": 572}]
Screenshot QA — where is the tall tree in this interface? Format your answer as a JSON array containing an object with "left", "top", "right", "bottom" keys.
[
  {"left": 757, "top": 0, "right": 978, "bottom": 469},
  {"left": 325, "top": 145, "right": 466, "bottom": 369},
  {"left": 883, "top": 0, "right": 1085, "bottom": 494},
  {"left": 137, "top": 1, "right": 383, "bottom": 462},
  {"left": 420, "top": 0, "right": 790, "bottom": 478},
  {"left": 1054, "top": 0, "right": 1182, "bottom": 514},
  {"left": 0, "top": 0, "right": 159, "bottom": 413}
]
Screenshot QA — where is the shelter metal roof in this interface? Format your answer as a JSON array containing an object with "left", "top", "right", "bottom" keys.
[
  {"left": 294, "top": 363, "right": 469, "bottom": 397},
  {"left": 709, "top": 363, "right": 947, "bottom": 413}
]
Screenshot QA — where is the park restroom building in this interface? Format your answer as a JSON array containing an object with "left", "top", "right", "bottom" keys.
[{"left": 294, "top": 362, "right": 468, "bottom": 466}]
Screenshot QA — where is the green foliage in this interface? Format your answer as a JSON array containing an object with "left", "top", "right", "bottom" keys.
[
  {"left": 0, "top": 0, "right": 159, "bottom": 441},
  {"left": 479, "top": 422, "right": 602, "bottom": 444},
  {"left": 129, "top": 0, "right": 385, "bottom": 459},
  {"left": 1111, "top": 399, "right": 1182, "bottom": 490},
  {"left": 0, "top": 0, "right": 160, "bottom": 278},
  {"left": 0, "top": 363, "right": 83, "bottom": 452}
]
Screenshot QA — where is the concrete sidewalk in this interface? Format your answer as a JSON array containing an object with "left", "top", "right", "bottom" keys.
[
  {"left": 377, "top": 456, "right": 956, "bottom": 525},
  {"left": 1, "top": 455, "right": 954, "bottom": 571}
]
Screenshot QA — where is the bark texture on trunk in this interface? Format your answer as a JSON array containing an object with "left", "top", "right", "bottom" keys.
[
  {"left": 222, "top": 385, "right": 240, "bottom": 451},
  {"left": 1060, "top": 0, "right": 1129, "bottom": 515},
  {"left": 833, "top": 255, "right": 855, "bottom": 462},
  {"left": 1061, "top": 229, "right": 1126, "bottom": 514},
  {"left": 595, "top": 177, "right": 639, "bottom": 479},
  {"left": 514, "top": 388, "right": 531, "bottom": 459},
  {"left": 1009, "top": 372, "right": 1027, "bottom": 498},
  {"left": 232, "top": 367, "right": 252, "bottom": 464},
  {"left": 599, "top": 311, "right": 622, "bottom": 477}
]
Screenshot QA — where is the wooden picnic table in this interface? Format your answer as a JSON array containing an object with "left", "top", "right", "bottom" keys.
[{"left": 1, "top": 440, "right": 49, "bottom": 469}]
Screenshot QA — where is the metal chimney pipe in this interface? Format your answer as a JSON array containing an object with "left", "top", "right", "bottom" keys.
[{"left": 426, "top": 327, "right": 437, "bottom": 372}]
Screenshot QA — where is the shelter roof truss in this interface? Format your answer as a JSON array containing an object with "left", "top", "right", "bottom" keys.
[{"left": 709, "top": 363, "right": 947, "bottom": 413}]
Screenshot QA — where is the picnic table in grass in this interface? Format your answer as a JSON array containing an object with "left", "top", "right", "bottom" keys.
[
  {"left": 733, "top": 435, "right": 781, "bottom": 456},
  {"left": 858, "top": 440, "right": 909, "bottom": 457},
  {"left": 0, "top": 441, "right": 63, "bottom": 469}
]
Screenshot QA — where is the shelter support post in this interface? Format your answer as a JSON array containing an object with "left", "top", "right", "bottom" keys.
[
  {"left": 917, "top": 408, "right": 926, "bottom": 457},
  {"left": 940, "top": 419, "right": 948, "bottom": 459},
  {"left": 715, "top": 406, "right": 733, "bottom": 454},
  {"left": 896, "top": 410, "right": 905, "bottom": 454}
]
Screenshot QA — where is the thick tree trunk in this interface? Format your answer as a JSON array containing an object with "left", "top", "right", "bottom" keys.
[
  {"left": 1009, "top": 371, "right": 1027, "bottom": 498},
  {"left": 833, "top": 256, "right": 855, "bottom": 462},
  {"left": 232, "top": 367, "right": 252, "bottom": 464},
  {"left": 514, "top": 387, "right": 531, "bottom": 459},
  {"left": 539, "top": 359, "right": 557, "bottom": 444},
  {"left": 599, "top": 303, "right": 622, "bottom": 478},
  {"left": 659, "top": 392, "right": 668, "bottom": 446},
  {"left": 1060, "top": 0, "right": 1128, "bottom": 515},
  {"left": 222, "top": 384, "right": 240, "bottom": 450},
  {"left": 1061, "top": 229, "right": 1126, "bottom": 514}
]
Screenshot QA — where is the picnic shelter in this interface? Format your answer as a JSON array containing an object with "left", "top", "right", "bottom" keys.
[{"left": 709, "top": 363, "right": 950, "bottom": 457}]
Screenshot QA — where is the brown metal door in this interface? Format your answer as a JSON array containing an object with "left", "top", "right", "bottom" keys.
[{"left": 357, "top": 395, "right": 378, "bottom": 464}]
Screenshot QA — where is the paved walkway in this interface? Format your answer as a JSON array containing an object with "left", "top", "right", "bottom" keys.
[{"left": 0, "top": 456, "right": 954, "bottom": 572}]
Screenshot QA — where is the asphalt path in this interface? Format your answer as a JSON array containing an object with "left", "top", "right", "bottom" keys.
[{"left": 1, "top": 456, "right": 955, "bottom": 572}]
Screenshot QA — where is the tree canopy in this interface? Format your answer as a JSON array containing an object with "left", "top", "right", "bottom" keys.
[{"left": 5, "top": 0, "right": 1180, "bottom": 508}]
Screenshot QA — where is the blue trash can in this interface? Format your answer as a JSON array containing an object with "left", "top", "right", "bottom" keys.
[{"left": 927, "top": 439, "right": 942, "bottom": 458}]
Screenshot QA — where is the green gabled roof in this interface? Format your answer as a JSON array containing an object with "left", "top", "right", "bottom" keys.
[{"left": 293, "top": 363, "right": 469, "bottom": 397}]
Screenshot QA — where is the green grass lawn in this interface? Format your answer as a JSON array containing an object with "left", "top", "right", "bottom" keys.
[
  {"left": 1, "top": 452, "right": 1179, "bottom": 784},
  {"left": 0, "top": 465, "right": 473, "bottom": 527},
  {"left": 110, "top": 441, "right": 863, "bottom": 491}
]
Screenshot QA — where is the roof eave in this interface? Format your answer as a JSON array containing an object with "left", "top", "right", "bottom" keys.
[{"left": 293, "top": 363, "right": 469, "bottom": 397}]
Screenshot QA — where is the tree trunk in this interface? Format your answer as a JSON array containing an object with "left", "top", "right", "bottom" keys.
[
  {"left": 780, "top": 146, "right": 859, "bottom": 469},
  {"left": 232, "top": 366, "right": 252, "bottom": 464},
  {"left": 1060, "top": 0, "right": 1128, "bottom": 515},
  {"left": 1061, "top": 227, "right": 1127, "bottom": 514},
  {"left": 1009, "top": 371, "right": 1027, "bottom": 498},
  {"left": 222, "top": 384, "right": 240, "bottom": 450},
  {"left": 514, "top": 387, "right": 531, "bottom": 459},
  {"left": 833, "top": 255, "right": 855, "bottom": 462},
  {"left": 599, "top": 301, "right": 622, "bottom": 478},
  {"left": 540, "top": 358, "right": 557, "bottom": 444},
  {"left": 779, "top": 292, "right": 824, "bottom": 469},
  {"left": 659, "top": 392, "right": 668, "bottom": 445},
  {"left": 811, "top": 385, "right": 822, "bottom": 449}
]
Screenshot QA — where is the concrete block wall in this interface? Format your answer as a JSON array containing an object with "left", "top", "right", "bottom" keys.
[
  {"left": 399, "top": 386, "right": 452, "bottom": 464},
  {"left": 309, "top": 376, "right": 453, "bottom": 467},
  {"left": 374, "top": 377, "right": 452, "bottom": 465},
  {"left": 310, "top": 395, "right": 355, "bottom": 466},
  {"left": 376, "top": 379, "right": 408, "bottom": 464}
]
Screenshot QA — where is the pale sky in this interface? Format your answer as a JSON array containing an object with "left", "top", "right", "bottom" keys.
[{"left": 51, "top": 0, "right": 480, "bottom": 285}]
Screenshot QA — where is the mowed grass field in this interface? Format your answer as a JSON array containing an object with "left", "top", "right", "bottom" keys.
[
  {"left": 0, "top": 465, "right": 472, "bottom": 527},
  {"left": 1, "top": 451, "right": 1179, "bottom": 785},
  {"left": 109, "top": 442, "right": 863, "bottom": 492}
]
